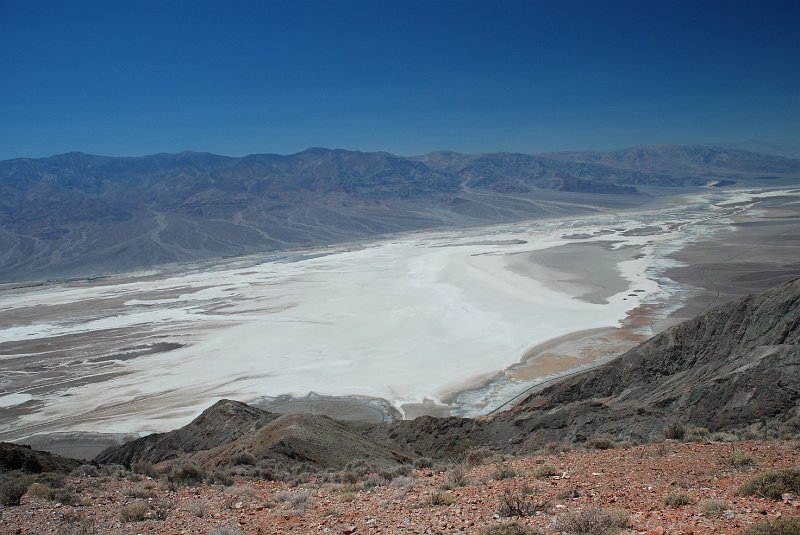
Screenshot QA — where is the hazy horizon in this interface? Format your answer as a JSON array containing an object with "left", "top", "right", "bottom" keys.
[{"left": 1, "top": 0, "right": 798, "bottom": 161}]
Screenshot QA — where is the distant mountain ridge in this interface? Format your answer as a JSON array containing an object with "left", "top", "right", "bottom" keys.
[{"left": 1, "top": 145, "right": 798, "bottom": 282}]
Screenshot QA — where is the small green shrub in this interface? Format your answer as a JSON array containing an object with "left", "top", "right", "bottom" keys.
[
  {"left": 554, "top": 508, "right": 630, "bottom": 535},
  {"left": 738, "top": 468, "right": 800, "bottom": 500},
  {"left": 745, "top": 516, "right": 800, "bottom": 535}
]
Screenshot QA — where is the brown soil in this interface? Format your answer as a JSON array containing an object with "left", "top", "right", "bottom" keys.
[{"left": 3, "top": 440, "right": 798, "bottom": 534}]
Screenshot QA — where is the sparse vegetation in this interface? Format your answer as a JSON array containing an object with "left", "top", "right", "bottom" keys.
[
  {"left": 738, "top": 468, "right": 800, "bottom": 500},
  {"left": 231, "top": 452, "right": 256, "bottom": 466},
  {"left": 584, "top": 436, "right": 616, "bottom": 450},
  {"left": 498, "top": 490, "right": 551, "bottom": 517},
  {"left": 664, "top": 491, "right": 693, "bottom": 507},
  {"left": 698, "top": 498, "right": 729, "bottom": 517},
  {"left": 492, "top": 462, "right": 516, "bottom": 480},
  {"left": 428, "top": 490, "right": 455, "bottom": 506},
  {"left": 166, "top": 462, "right": 206, "bottom": 486},
  {"left": 413, "top": 456, "right": 433, "bottom": 468},
  {"left": 554, "top": 508, "right": 630, "bottom": 535},
  {"left": 481, "top": 522, "right": 545, "bottom": 535},
  {"left": 131, "top": 461, "right": 157, "bottom": 477},
  {"left": 723, "top": 449, "right": 756, "bottom": 469},
  {"left": 185, "top": 500, "right": 208, "bottom": 518},
  {"left": 664, "top": 421, "right": 686, "bottom": 440},
  {"left": 119, "top": 500, "right": 149, "bottom": 522},
  {"left": 745, "top": 516, "right": 800, "bottom": 535},
  {"left": 443, "top": 464, "right": 469, "bottom": 487},
  {"left": 0, "top": 473, "right": 32, "bottom": 506},
  {"left": 531, "top": 462, "right": 558, "bottom": 479}
]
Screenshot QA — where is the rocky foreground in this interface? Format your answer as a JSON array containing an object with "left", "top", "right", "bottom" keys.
[{"left": 2, "top": 439, "right": 799, "bottom": 534}]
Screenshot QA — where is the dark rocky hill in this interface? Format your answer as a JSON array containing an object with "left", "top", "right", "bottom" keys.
[
  {"left": 96, "top": 279, "right": 800, "bottom": 468},
  {"left": 2, "top": 145, "right": 798, "bottom": 282},
  {"left": 0, "top": 442, "right": 80, "bottom": 474}
]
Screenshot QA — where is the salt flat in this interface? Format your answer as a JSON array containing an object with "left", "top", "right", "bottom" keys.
[{"left": 1, "top": 188, "right": 797, "bottom": 443}]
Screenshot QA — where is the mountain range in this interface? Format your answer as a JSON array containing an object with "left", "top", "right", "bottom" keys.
[{"left": 2, "top": 145, "right": 799, "bottom": 282}]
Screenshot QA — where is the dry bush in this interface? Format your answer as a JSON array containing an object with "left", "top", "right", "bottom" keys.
[
  {"left": 698, "top": 498, "right": 729, "bottom": 517},
  {"left": 531, "top": 463, "right": 558, "bottom": 479},
  {"left": 210, "top": 528, "right": 246, "bottom": 535},
  {"left": 664, "top": 421, "right": 686, "bottom": 440},
  {"left": 0, "top": 473, "right": 32, "bottom": 506},
  {"left": 554, "top": 508, "right": 630, "bottom": 535},
  {"left": 208, "top": 469, "right": 235, "bottom": 486},
  {"left": 481, "top": 522, "right": 545, "bottom": 535},
  {"left": 493, "top": 462, "right": 517, "bottom": 480},
  {"left": 185, "top": 500, "right": 207, "bottom": 518},
  {"left": 444, "top": 464, "right": 469, "bottom": 487},
  {"left": 584, "top": 436, "right": 616, "bottom": 450},
  {"left": 723, "top": 450, "right": 756, "bottom": 469},
  {"left": 428, "top": 490, "right": 455, "bottom": 506},
  {"left": 738, "top": 468, "right": 800, "bottom": 500},
  {"left": 745, "top": 516, "right": 800, "bottom": 535},
  {"left": 119, "top": 501, "right": 149, "bottom": 522},
  {"left": 664, "top": 491, "right": 693, "bottom": 507},
  {"left": 498, "top": 490, "right": 551, "bottom": 518},
  {"left": 166, "top": 462, "right": 205, "bottom": 486},
  {"left": 131, "top": 461, "right": 157, "bottom": 477},
  {"left": 685, "top": 425, "right": 710, "bottom": 442},
  {"left": 231, "top": 452, "right": 256, "bottom": 466},
  {"left": 413, "top": 456, "right": 433, "bottom": 468},
  {"left": 465, "top": 447, "right": 492, "bottom": 467}
]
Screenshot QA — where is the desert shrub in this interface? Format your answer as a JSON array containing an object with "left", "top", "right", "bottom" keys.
[
  {"left": 231, "top": 452, "right": 256, "bottom": 466},
  {"left": 745, "top": 516, "right": 800, "bottom": 535},
  {"left": 186, "top": 501, "right": 207, "bottom": 518},
  {"left": 210, "top": 528, "right": 246, "bottom": 535},
  {"left": 723, "top": 450, "right": 756, "bottom": 469},
  {"left": 338, "top": 491, "right": 356, "bottom": 502},
  {"left": 208, "top": 469, "right": 235, "bottom": 486},
  {"left": 223, "top": 484, "right": 255, "bottom": 497},
  {"left": 493, "top": 463, "right": 516, "bottom": 480},
  {"left": 584, "top": 436, "right": 616, "bottom": 450},
  {"left": 664, "top": 491, "right": 693, "bottom": 507},
  {"left": 557, "top": 488, "right": 582, "bottom": 500},
  {"left": 413, "top": 456, "right": 433, "bottom": 468},
  {"left": 390, "top": 475, "right": 416, "bottom": 488},
  {"left": 119, "top": 501, "right": 149, "bottom": 522},
  {"left": 70, "top": 464, "right": 99, "bottom": 477},
  {"left": 0, "top": 472, "right": 32, "bottom": 506},
  {"left": 444, "top": 464, "right": 469, "bottom": 487},
  {"left": 428, "top": 491, "right": 455, "bottom": 506},
  {"left": 131, "top": 461, "right": 157, "bottom": 477},
  {"left": 481, "top": 522, "right": 545, "bottom": 535},
  {"left": 498, "top": 490, "right": 551, "bottom": 517},
  {"left": 531, "top": 463, "right": 558, "bottom": 479},
  {"left": 738, "top": 468, "right": 800, "bottom": 500},
  {"left": 554, "top": 508, "right": 630, "bottom": 535},
  {"left": 685, "top": 425, "right": 710, "bottom": 442},
  {"left": 698, "top": 498, "right": 729, "bottom": 517},
  {"left": 465, "top": 447, "right": 492, "bottom": 467},
  {"left": 664, "top": 421, "right": 686, "bottom": 440},
  {"left": 166, "top": 462, "right": 205, "bottom": 486}
]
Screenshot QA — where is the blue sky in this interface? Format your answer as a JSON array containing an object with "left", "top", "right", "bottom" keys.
[{"left": 0, "top": 0, "right": 798, "bottom": 159}]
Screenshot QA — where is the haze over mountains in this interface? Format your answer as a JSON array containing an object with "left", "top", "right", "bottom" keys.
[{"left": 2, "top": 144, "right": 799, "bottom": 283}]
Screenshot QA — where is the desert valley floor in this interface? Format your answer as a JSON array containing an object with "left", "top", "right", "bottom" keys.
[{"left": 1, "top": 187, "right": 799, "bottom": 458}]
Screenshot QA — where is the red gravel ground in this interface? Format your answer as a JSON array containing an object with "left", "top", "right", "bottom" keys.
[{"left": 2, "top": 440, "right": 798, "bottom": 534}]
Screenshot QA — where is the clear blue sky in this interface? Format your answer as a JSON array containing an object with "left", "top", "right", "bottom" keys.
[{"left": 1, "top": 0, "right": 798, "bottom": 159}]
